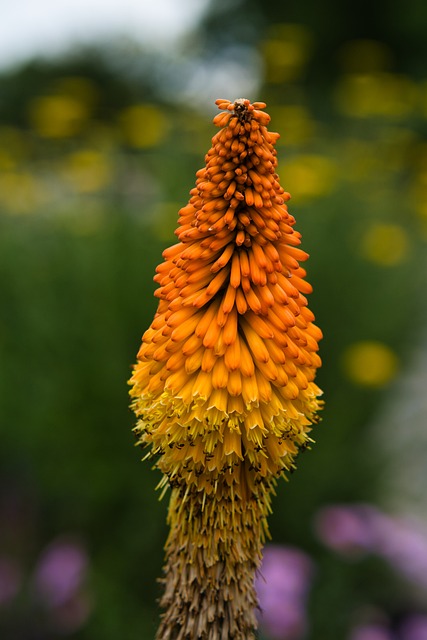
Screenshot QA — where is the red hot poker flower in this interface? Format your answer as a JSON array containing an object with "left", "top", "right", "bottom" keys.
[{"left": 129, "top": 98, "right": 323, "bottom": 640}]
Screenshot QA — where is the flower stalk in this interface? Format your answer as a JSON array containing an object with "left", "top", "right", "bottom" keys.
[{"left": 129, "top": 98, "right": 323, "bottom": 639}]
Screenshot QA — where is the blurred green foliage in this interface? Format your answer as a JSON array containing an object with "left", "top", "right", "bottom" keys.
[{"left": 1, "top": 1, "right": 427, "bottom": 638}]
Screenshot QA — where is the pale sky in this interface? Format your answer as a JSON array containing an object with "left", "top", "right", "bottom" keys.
[{"left": 0, "top": 0, "right": 210, "bottom": 69}]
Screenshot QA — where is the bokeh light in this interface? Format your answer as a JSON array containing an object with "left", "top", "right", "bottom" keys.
[{"left": 342, "top": 341, "right": 399, "bottom": 387}]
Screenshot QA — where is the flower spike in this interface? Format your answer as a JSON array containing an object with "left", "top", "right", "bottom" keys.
[{"left": 129, "top": 98, "right": 323, "bottom": 639}]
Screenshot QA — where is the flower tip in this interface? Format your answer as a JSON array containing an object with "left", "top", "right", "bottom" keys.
[{"left": 214, "top": 98, "right": 272, "bottom": 126}]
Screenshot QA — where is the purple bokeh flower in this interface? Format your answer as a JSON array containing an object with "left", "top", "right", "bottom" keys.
[
  {"left": 315, "top": 503, "right": 427, "bottom": 593},
  {"left": 399, "top": 614, "right": 427, "bottom": 640},
  {"left": 31, "top": 537, "right": 92, "bottom": 633},
  {"left": 314, "top": 504, "right": 378, "bottom": 557},
  {"left": 372, "top": 515, "right": 427, "bottom": 591},
  {"left": 255, "top": 545, "right": 314, "bottom": 640},
  {"left": 32, "top": 538, "right": 88, "bottom": 609}
]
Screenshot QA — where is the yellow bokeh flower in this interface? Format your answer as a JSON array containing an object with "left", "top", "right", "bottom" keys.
[
  {"left": 119, "top": 104, "right": 168, "bottom": 148},
  {"left": 279, "top": 154, "right": 337, "bottom": 201},
  {"left": 29, "top": 95, "right": 89, "bottom": 138},
  {"left": 262, "top": 23, "right": 312, "bottom": 84},
  {"left": 0, "top": 171, "right": 47, "bottom": 214},
  {"left": 360, "top": 223, "right": 410, "bottom": 266},
  {"left": 129, "top": 99, "right": 323, "bottom": 639},
  {"left": 61, "top": 150, "right": 111, "bottom": 194},
  {"left": 343, "top": 341, "right": 398, "bottom": 387},
  {"left": 335, "top": 72, "right": 418, "bottom": 119}
]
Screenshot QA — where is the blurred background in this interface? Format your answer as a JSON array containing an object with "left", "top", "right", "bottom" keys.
[{"left": 1, "top": 1, "right": 427, "bottom": 638}]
